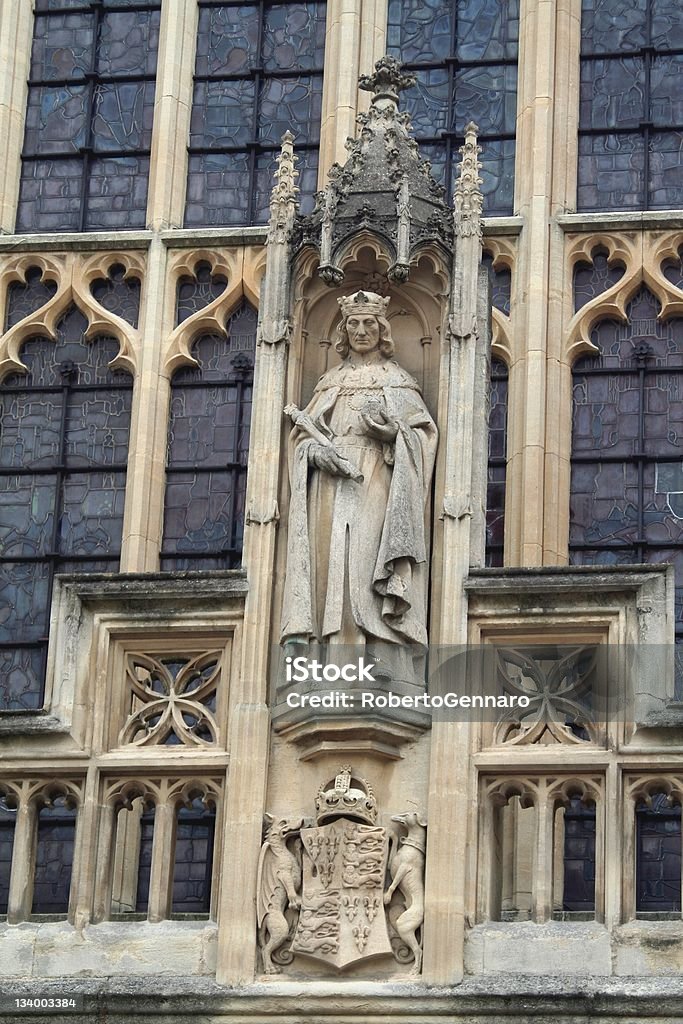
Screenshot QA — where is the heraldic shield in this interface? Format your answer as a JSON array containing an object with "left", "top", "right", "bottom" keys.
[{"left": 291, "top": 819, "right": 392, "bottom": 969}]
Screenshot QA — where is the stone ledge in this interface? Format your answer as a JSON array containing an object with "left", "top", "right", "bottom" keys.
[{"left": 3, "top": 977, "right": 683, "bottom": 1022}]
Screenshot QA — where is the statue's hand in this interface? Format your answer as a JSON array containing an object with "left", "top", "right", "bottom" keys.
[
  {"left": 361, "top": 410, "right": 399, "bottom": 441},
  {"left": 309, "top": 443, "right": 357, "bottom": 478}
]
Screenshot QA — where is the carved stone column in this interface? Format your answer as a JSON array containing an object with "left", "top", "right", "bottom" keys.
[{"left": 215, "top": 134, "right": 298, "bottom": 985}]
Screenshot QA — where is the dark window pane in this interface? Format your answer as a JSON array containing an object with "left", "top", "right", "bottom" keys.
[
  {"left": 186, "top": 2, "right": 326, "bottom": 226},
  {"left": 163, "top": 302, "right": 256, "bottom": 569},
  {"left": 0, "top": 280, "right": 134, "bottom": 709},
  {"left": 85, "top": 156, "right": 150, "bottom": 230},
  {"left": 32, "top": 797, "right": 76, "bottom": 915},
  {"left": 577, "top": 133, "right": 645, "bottom": 211},
  {"left": 97, "top": 10, "right": 161, "bottom": 76},
  {"left": 30, "top": 14, "right": 94, "bottom": 81},
  {"left": 6, "top": 269, "right": 58, "bottom": 328},
  {"left": 90, "top": 265, "right": 141, "bottom": 328},
  {"left": 262, "top": 3, "right": 326, "bottom": 71},
  {"left": 171, "top": 799, "right": 216, "bottom": 914},
  {"left": 578, "top": 0, "right": 683, "bottom": 211},
  {"left": 18, "top": 1, "right": 159, "bottom": 232},
  {"left": 387, "top": 0, "right": 518, "bottom": 214},
  {"left": 135, "top": 809, "right": 155, "bottom": 913},
  {"left": 563, "top": 798, "right": 596, "bottom": 912},
  {"left": 176, "top": 263, "right": 229, "bottom": 325},
  {"left": 486, "top": 357, "right": 508, "bottom": 567},
  {"left": 637, "top": 794, "right": 681, "bottom": 912},
  {"left": 195, "top": 5, "right": 259, "bottom": 76},
  {"left": 570, "top": 285, "right": 683, "bottom": 656},
  {"left": 573, "top": 250, "right": 625, "bottom": 311}
]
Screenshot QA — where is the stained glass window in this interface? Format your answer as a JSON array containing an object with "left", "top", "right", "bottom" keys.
[
  {"left": 134, "top": 807, "right": 155, "bottom": 913},
  {"left": 636, "top": 792, "right": 681, "bottom": 912},
  {"left": 185, "top": 1, "right": 326, "bottom": 227},
  {"left": 562, "top": 797, "right": 596, "bottom": 912},
  {"left": 16, "top": 0, "right": 160, "bottom": 232},
  {"left": 578, "top": 0, "right": 683, "bottom": 211},
  {"left": 486, "top": 357, "right": 508, "bottom": 566},
  {"left": 0, "top": 269, "right": 136, "bottom": 711},
  {"left": 161, "top": 295, "right": 257, "bottom": 570},
  {"left": 31, "top": 796, "right": 77, "bottom": 915},
  {"left": 387, "top": 0, "right": 519, "bottom": 215},
  {"left": 171, "top": 798, "right": 216, "bottom": 915},
  {"left": 483, "top": 254, "right": 511, "bottom": 566},
  {"left": 569, "top": 288, "right": 683, "bottom": 659}
]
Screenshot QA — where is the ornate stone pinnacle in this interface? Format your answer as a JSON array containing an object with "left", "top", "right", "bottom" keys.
[
  {"left": 271, "top": 131, "right": 299, "bottom": 205},
  {"left": 358, "top": 55, "right": 416, "bottom": 110},
  {"left": 268, "top": 132, "right": 299, "bottom": 241},
  {"left": 453, "top": 121, "right": 483, "bottom": 237}
]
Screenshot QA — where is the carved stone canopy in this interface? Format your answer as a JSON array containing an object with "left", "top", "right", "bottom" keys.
[{"left": 294, "top": 55, "right": 455, "bottom": 285}]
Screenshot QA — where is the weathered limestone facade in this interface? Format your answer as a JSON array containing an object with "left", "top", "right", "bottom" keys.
[{"left": 1, "top": 1, "right": 683, "bottom": 1021}]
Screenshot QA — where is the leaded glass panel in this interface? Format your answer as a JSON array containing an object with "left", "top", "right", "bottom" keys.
[
  {"left": 135, "top": 809, "right": 155, "bottom": 914},
  {"left": 486, "top": 357, "right": 508, "bottom": 567},
  {"left": 573, "top": 250, "right": 625, "bottom": 311},
  {"left": 569, "top": 286, "right": 683, "bottom": 668},
  {"left": 578, "top": 0, "right": 683, "bottom": 211},
  {"left": 562, "top": 798, "right": 596, "bottom": 912},
  {"left": 0, "top": 272, "right": 135, "bottom": 711},
  {"left": 387, "top": 0, "right": 519, "bottom": 215},
  {"left": 171, "top": 799, "right": 216, "bottom": 914},
  {"left": 17, "top": 1, "right": 160, "bottom": 232},
  {"left": 162, "top": 301, "right": 256, "bottom": 570},
  {"left": 31, "top": 797, "right": 76, "bottom": 915},
  {"left": 636, "top": 793, "right": 681, "bottom": 912},
  {"left": 185, "top": 0, "right": 326, "bottom": 226}
]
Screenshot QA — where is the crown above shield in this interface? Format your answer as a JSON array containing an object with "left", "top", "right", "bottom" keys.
[{"left": 315, "top": 766, "right": 378, "bottom": 825}]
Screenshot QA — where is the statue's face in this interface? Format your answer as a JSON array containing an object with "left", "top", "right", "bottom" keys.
[{"left": 346, "top": 314, "right": 380, "bottom": 354}]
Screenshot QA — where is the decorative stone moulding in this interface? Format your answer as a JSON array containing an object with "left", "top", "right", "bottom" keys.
[
  {"left": 0, "top": 251, "right": 145, "bottom": 380},
  {"left": 465, "top": 565, "right": 678, "bottom": 749},
  {"left": 291, "top": 56, "right": 456, "bottom": 285},
  {"left": 564, "top": 230, "right": 683, "bottom": 363},
  {"left": 29, "top": 572, "right": 248, "bottom": 754},
  {"left": 257, "top": 766, "right": 427, "bottom": 976}
]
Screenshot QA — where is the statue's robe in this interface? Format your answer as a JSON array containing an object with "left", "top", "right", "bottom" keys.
[{"left": 281, "top": 356, "right": 438, "bottom": 649}]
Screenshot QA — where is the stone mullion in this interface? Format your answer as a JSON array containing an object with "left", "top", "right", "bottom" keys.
[
  {"left": 119, "top": 236, "right": 172, "bottom": 572},
  {"left": 68, "top": 768, "right": 98, "bottom": 926},
  {"left": 215, "top": 139, "right": 296, "bottom": 985},
  {"left": 319, "top": 0, "right": 363, "bottom": 179},
  {"left": 0, "top": 1, "right": 32, "bottom": 233},
  {"left": 476, "top": 790, "right": 497, "bottom": 921},
  {"left": 146, "top": 0, "right": 199, "bottom": 230},
  {"left": 147, "top": 782, "right": 175, "bottom": 923},
  {"left": 622, "top": 784, "right": 637, "bottom": 922},
  {"left": 544, "top": 0, "right": 582, "bottom": 563},
  {"left": 318, "top": 0, "right": 386, "bottom": 180},
  {"left": 507, "top": 0, "right": 558, "bottom": 565},
  {"left": 92, "top": 799, "right": 117, "bottom": 923},
  {"left": 532, "top": 780, "right": 554, "bottom": 922},
  {"left": 6, "top": 785, "right": 36, "bottom": 924},
  {"left": 423, "top": 131, "right": 487, "bottom": 983}
]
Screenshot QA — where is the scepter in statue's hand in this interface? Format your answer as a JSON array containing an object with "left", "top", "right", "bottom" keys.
[{"left": 284, "top": 403, "right": 364, "bottom": 481}]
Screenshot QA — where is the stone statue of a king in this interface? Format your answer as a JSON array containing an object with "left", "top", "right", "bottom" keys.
[{"left": 281, "top": 291, "right": 438, "bottom": 669}]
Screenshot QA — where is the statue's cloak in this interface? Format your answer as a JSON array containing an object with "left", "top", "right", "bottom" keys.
[{"left": 281, "top": 357, "right": 437, "bottom": 648}]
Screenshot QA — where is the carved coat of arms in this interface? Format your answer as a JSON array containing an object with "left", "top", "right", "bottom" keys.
[{"left": 257, "top": 767, "right": 426, "bottom": 975}]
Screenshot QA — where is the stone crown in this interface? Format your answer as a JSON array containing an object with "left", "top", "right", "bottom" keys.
[
  {"left": 338, "top": 291, "right": 390, "bottom": 319},
  {"left": 316, "top": 767, "right": 378, "bottom": 826}
]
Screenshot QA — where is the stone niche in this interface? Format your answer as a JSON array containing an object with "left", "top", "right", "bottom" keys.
[{"left": 270, "top": 243, "right": 451, "bottom": 761}]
